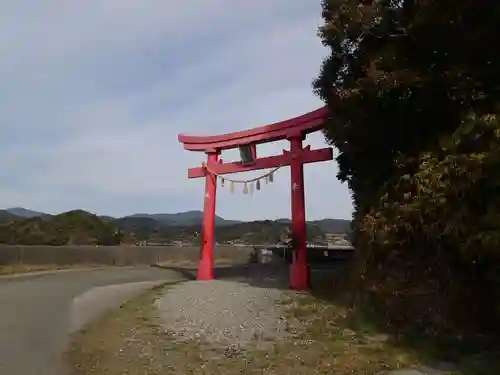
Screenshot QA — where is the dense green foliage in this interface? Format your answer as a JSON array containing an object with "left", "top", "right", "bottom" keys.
[
  {"left": 0, "top": 210, "right": 349, "bottom": 246},
  {"left": 315, "top": 0, "right": 500, "bottom": 340},
  {"left": 0, "top": 210, "right": 124, "bottom": 246}
]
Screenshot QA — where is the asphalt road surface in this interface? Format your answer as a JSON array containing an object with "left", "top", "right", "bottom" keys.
[{"left": 0, "top": 266, "right": 183, "bottom": 375}]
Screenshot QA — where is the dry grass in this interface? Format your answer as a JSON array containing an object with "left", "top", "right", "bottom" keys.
[
  {"left": 0, "top": 264, "right": 102, "bottom": 275},
  {"left": 0, "top": 258, "right": 244, "bottom": 276},
  {"left": 66, "top": 281, "right": 428, "bottom": 375},
  {"left": 156, "top": 257, "right": 242, "bottom": 268},
  {"left": 0, "top": 244, "right": 253, "bottom": 267},
  {"left": 271, "top": 293, "right": 420, "bottom": 374},
  {"left": 0, "top": 244, "right": 252, "bottom": 285}
]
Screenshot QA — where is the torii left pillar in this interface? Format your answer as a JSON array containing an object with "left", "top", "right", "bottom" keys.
[{"left": 197, "top": 151, "right": 218, "bottom": 280}]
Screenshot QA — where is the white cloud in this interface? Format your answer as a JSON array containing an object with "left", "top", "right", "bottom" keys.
[{"left": 0, "top": 1, "right": 352, "bottom": 220}]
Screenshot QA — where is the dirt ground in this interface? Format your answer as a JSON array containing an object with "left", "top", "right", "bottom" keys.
[
  {"left": 66, "top": 280, "right": 423, "bottom": 375},
  {"left": 65, "top": 259, "right": 500, "bottom": 375}
]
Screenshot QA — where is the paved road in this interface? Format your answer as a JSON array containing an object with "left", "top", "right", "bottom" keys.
[{"left": 0, "top": 266, "right": 183, "bottom": 375}]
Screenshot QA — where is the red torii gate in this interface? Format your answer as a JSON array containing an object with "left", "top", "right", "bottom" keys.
[{"left": 178, "top": 107, "right": 332, "bottom": 290}]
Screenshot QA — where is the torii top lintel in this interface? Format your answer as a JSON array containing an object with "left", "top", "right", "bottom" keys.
[{"left": 177, "top": 107, "right": 328, "bottom": 152}]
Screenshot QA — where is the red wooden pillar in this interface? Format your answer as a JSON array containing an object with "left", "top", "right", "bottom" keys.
[
  {"left": 197, "top": 152, "right": 218, "bottom": 280},
  {"left": 289, "top": 136, "right": 309, "bottom": 290}
]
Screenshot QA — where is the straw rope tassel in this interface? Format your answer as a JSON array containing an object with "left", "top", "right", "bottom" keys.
[{"left": 204, "top": 164, "right": 282, "bottom": 193}]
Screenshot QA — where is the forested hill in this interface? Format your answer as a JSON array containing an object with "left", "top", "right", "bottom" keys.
[
  {"left": 0, "top": 208, "right": 351, "bottom": 246},
  {"left": 0, "top": 210, "right": 122, "bottom": 246}
]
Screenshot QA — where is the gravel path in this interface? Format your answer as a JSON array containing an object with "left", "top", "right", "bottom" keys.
[{"left": 155, "top": 265, "right": 293, "bottom": 351}]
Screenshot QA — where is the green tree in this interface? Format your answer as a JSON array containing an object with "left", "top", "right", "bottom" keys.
[{"left": 315, "top": 0, "right": 500, "bottom": 339}]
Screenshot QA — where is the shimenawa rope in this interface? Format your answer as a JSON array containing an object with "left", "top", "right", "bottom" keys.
[{"left": 202, "top": 162, "right": 284, "bottom": 194}]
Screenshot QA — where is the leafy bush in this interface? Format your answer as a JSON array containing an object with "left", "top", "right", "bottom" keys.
[{"left": 356, "top": 114, "right": 500, "bottom": 337}]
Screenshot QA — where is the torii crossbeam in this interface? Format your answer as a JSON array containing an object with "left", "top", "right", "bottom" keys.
[{"left": 178, "top": 107, "right": 332, "bottom": 290}]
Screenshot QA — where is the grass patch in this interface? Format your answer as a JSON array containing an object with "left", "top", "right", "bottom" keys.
[
  {"left": 66, "top": 281, "right": 179, "bottom": 375},
  {"left": 308, "top": 270, "right": 500, "bottom": 375},
  {"left": 273, "top": 292, "right": 420, "bottom": 374}
]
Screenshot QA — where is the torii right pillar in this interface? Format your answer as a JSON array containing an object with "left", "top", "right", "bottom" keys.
[{"left": 289, "top": 135, "right": 309, "bottom": 290}]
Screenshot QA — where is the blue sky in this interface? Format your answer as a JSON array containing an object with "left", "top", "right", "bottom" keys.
[{"left": 0, "top": 1, "right": 353, "bottom": 221}]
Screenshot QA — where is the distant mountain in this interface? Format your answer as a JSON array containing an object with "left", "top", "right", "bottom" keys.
[
  {"left": 98, "top": 215, "right": 115, "bottom": 221},
  {"left": 275, "top": 218, "right": 291, "bottom": 224},
  {"left": 0, "top": 210, "right": 335, "bottom": 246},
  {"left": 275, "top": 218, "right": 350, "bottom": 233},
  {"left": 308, "top": 218, "right": 351, "bottom": 233},
  {"left": 126, "top": 210, "right": 241, "bottom": 227},
  {"left": 0, "top": 207, "right": 351, "bottom": 233},
  {"left": 0, "top": 210, "right": 19, "bottom": 222},
  {"left": 5, "top": 207, "right": 47, "bottom": 218}
]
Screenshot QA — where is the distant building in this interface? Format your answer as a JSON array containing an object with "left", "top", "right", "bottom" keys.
[
  {"left": 279, "top": 228, "right": 292, "bottom": 243},
  {"left": 325, "top": 232, "right": 350, "bottom": 246}
]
